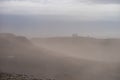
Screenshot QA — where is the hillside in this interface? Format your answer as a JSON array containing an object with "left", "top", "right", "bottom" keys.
[
  {"left": 0, "top": 33, "right": 120, "bottom": 80},
  {"left": 32, "top": 36, "right": 120, "bottom": 62}
]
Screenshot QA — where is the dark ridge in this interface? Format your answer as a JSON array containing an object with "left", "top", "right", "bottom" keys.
[{"left": 0, "top": 72, "right": 55, "bottom": 80}]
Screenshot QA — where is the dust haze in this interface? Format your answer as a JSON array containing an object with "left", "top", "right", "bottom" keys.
[
  {"left": 0, "top": 33, "right": 120, "bottom": 80},
  {"left": 0, "top": 0, "right": 120, "bottom": 79}
]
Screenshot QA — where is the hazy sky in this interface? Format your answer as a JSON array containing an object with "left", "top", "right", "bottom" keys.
[{"left": 0, "top": 0, "right": 120, "bottom": 38}]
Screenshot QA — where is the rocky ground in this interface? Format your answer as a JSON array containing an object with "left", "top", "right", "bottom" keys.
[{"left": 0, "top": 72, "right": 55, "bottom": 80}]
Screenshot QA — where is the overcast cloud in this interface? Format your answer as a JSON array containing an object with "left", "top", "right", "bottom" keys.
[
  {"left": 0, "top": 0, "right": 120, "bottom": 38},
  {"left": 0, "top": 0, "right": 120, "bottom": 21},
  {"left": 75, "top": 0, "right": 120, "bottom": 4},
  {"left": 0, "top": 0, "right": 120, "bottom": 4}
]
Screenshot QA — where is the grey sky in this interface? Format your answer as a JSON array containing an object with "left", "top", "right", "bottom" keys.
[
  {"left": 0, "top": 0, "right": 120, "bottom": 38},
  {"left": 0, "top": 0, "right": 120, "bottom": 3},
  {"left": 76, "top": 0, "right": 120, "bottom": 4}
]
